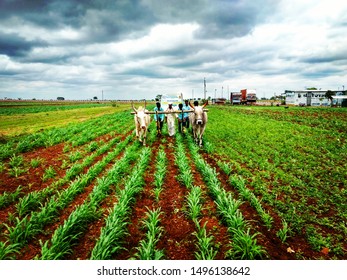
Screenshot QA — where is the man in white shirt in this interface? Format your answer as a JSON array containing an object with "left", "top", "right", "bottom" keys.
[{"left": 165, "top": 103, "right": 178, "bottom": 137}]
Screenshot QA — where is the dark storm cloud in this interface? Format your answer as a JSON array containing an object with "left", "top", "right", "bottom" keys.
[
  {"left": 144, "top": 0, "right": 279, "bottom": 39},
  {"left": 0, "top": 31, "right": 47, "bottom": 57},
  {"left": 193, "top": 0, "right": 279, "bottom": 39},
  {"left": 0, "top": 0, "right": 157, "bottom": 42},
  {"left": 0, "top": 0, "right": 278, "bottom": 42},
  {"left": 0, "top": 0, "right": 83, "bottom": 28}
]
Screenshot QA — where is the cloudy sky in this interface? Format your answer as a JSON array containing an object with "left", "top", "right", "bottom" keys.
[{"left": 1, "top": 0, "right": 347, "bottom": 100}]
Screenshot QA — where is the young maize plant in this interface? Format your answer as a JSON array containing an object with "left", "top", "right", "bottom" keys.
[
  {"left": 153, "top": 147, "right": 167, "bottom": 202},
  {"left": 86, "top": 141, "right": 99, "bottom": 153},
  {"left": 214, "top": 193, "right": 246, "bottom": 232},
  {"left": 226, "top": 228, "right": 266, "bottom": 260},
  {"left": 0, "top": 186, "right": 23, "bottom": 210},
  {"left": 133, "top": 208, "right": 164, "bottom": 260},
  {"left": 276, "top": 219, "right": 290, "bottom": 243},
  {"left": 7, "top": 154, "right": 26, "bottom": 178},
  {"left": 186, "top": 186, "right": 203, "bottom": 222},
  {"left": 0, "top": 241, "right": 20, "bottom": 260},
  {"left": 90, "top": 148, "right": 152, "bottom": 260},
  {"left": 186, "top": 134, "right": 265, "bottom": 260},
  {"left": 175, "top": 134, "right": 194, "bottom": 189},
  {"left": 9, "top": 154, "right": 24, "bottom": 168},
  {"left": 40, "top": 203, "right": 97, "bottom": 260},
  {"left": 193, "top": 223, "right": 218, "bottom": 260}
]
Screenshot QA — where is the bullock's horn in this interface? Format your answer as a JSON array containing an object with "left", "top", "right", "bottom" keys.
[
  {"left": 189, "top": 101, "right": 194, "bottom": 109},
  {"left": 202, "top": 100, "right": 208, "bottom": 108},
  {"left": 131, "top": 101, "right": 137, "bottom": 113}
]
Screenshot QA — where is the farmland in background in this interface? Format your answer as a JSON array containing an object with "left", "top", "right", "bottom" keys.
[{"left": 0, "top": 101, "right": 346, "bottom": 260}]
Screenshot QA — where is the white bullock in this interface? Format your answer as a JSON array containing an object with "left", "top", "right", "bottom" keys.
[
  {"left": 189, "top": 102, "right": 208, "bottom": 147},
  {"left": 132, "top": 103, "right": 151, "bottom": 146}
]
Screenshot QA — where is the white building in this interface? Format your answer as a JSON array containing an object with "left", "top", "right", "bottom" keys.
[{"left": 285, "top": 90, "right": 333, "bottom": 106}]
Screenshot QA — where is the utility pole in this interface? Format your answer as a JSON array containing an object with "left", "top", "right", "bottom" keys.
[{"left": 102, "top": 90, "right": 103, "bottom": 101}]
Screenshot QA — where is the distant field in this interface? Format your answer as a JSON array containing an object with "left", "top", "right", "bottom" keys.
[
  {"left": 0, "top": 102, "right": 112, "bottom": 115},
  {"left": 0, "top": 103, "right": 346, "bottom": 260},
  {"left": 0, "top": 102, "right": 139, "bottom": 137}
]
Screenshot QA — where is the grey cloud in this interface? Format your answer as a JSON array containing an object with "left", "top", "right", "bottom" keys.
[
  {"left": 0, "top": 31, "right": 47, "bottom": 57},
  {"left": 80, "top": 7, "right": 155, "bottom": 43},
  {"left": 0, "top": 69, "right": 20, "bottom": 76},
  {"left": 0, "top": 0, "right": 156, "bottom": 43},
  {"left": 0, "top": 0, "right": 97, "bottom": 29},
  {"left": 302, "top": 53, "right": 347, "bottom": 64},
  {"left": 1, "top": 0, "right": 278, "bottom": 43},
  {"left": 148, "top": 0, "right": 279, "bottom": 39},
  {"left": 301, "top": 68, "right": 342, "bottom": 79}
]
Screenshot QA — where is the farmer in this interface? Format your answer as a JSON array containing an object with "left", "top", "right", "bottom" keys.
[
  {"left": 165, "top": 103, "right": 178, "bottom": 137},
  {"left": 182, "top": 99, "right": 191, "bottom": 130},
  {"left": 177, "top": 103, "right": 185, "bottom": 133},
  {"left": 154, "top": 102, "right": 164, "bottom": 135}
]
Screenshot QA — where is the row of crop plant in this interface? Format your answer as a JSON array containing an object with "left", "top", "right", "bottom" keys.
[
  {"left": 129, "top": 144, "right": 167, "bottom": 260},
  {"left": 218, "top": 163, "right": 273, "bottom": 230},
  {"left": 152, "top": 147, "right": 167, "bottom": 202},
  {"left": 0, "top": 134, "right": 135, "bottom": 259},
  {"left": 186, "top": 133, "right": 266, "bottom": 260},
  {"left": 131, "top": 208, "right": 164, "bottom": 260},
  {"left": 90, "top": 148, "right": 152, "bottom": 259},
  {"left": 123, "top": 128, "right": 166, "bottom": 260},
  {"left": 174, "top": 133, "right": 218, "bottom": 260},
  {"left": 39, "top": 143, "right": 141, "bottom": 260}
]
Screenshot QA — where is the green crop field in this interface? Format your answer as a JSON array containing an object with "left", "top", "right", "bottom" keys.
[{"left": 0, "top": 102, "right": 346, "bottom": 260}]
